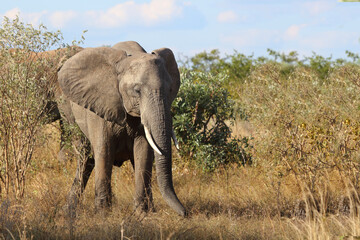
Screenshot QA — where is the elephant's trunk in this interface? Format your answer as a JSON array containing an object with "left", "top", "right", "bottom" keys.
[{"left": 143, "top": 92, "right": 186, "bottom": 217}]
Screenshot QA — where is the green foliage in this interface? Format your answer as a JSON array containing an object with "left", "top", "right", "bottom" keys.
[
  {"left": 304, "top": 52, "right": 334, "bottom": 81},
  {"left": 0, "top": 16, "right": 84, "bottom": 198},
  {"left": 0, "top": 18, "right": 63, "bottom": 51},
  {"left": 172, "top": 71, "right": 252, "bottom": 172},
  {"left": 182, "top": 48, "right": 360, "bottom": 97},
  {"left": 59, "top": 118, "right": 93, "bottom": 163},
  {"left": 346, "top": 50, "right": 360, "bottom": 63},
  {"left": 187, "top": 49, "right": 256, "bottom": 82},
  {"left": 267, "top": 49, "right": 301, "bottom": 64},
  {"left": 189, "top": 49, "right": 221, "bottom": 73},
  {"left": 59, "top": 118, "right": 86, "bottom": 149},
  {"left": 218, "top": 51, "right": 255, "bottom": 86}
]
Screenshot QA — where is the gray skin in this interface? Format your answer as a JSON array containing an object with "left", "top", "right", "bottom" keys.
[{"left": 57, "top": 41, "right": 186, "bottom": 217}]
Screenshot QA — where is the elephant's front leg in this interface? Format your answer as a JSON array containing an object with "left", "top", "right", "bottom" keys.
[
  {"left": 94, "top": 144, "right": 114, "bottom": 210},
  {"left": 133, "top": 135, "right": 154, "bottom": 212}
]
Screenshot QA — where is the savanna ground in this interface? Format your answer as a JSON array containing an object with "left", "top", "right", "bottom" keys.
[
  {"left": 1, "top": 121, "right": 359, "bottom": 240},
  {"left": 2, "top": 60, "right": 360, "bottom": 239},
  {"left": 1, "top": 18, "right": 360, "bottom": 240}
]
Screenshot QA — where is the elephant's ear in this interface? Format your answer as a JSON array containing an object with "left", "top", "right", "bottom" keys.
[
  {"left": 58, "top": 47, "right": 127, "bottom": 124},
  {"left": 151, "top": 48, "right": 180, "bottom": 101},
  {"left": 57, "top": 46, "right": 84, "bottom": 71}
]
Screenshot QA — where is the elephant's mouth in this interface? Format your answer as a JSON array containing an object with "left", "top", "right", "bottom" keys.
[{"left": 124, "top": 103, "right": 140, "bottom": 117}]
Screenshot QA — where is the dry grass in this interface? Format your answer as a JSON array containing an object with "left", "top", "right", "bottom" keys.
[
  {"left": 1, "top": 163, "right": 359, "bottom": 239},
  {"left": 0, "top": 124, "right": 359, "bottom": 240},
  {"left": 2, "top": 64, "right": 360, "bottom": 239}
]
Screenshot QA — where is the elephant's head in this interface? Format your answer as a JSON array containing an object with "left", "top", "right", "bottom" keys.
[{"left": 58, "top": 42, "right": 185, "bottom": 216}]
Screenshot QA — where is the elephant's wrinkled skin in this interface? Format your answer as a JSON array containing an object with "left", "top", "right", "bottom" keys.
[{"left": 58, "top": 41, "right": 186, "bottom": 217}]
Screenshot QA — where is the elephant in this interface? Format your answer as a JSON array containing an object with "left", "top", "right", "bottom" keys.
[{"left": 57, "top": 41, "right": 186, "bottom": 217}]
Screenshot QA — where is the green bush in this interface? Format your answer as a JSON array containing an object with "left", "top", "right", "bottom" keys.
[
  {"left": 172, "top": 71, "right": 252, "bottom": 172},
  {"left": 0, "top": 16, "right": 84, "bottom": 198},
  {"left": 182, "top": 49, "right": 360, "bottom": 98}
]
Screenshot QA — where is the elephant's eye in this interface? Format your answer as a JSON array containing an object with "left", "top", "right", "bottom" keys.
[{"left": 134, "top": 85, "right": 141, "bottom": 95}]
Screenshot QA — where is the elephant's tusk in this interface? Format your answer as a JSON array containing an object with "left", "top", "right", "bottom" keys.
[
  {"left": 144, "top": 126, "right": 163, "bottom": 156},
  {"left": 172, "top": 129, "right": 180, "bottom": 150}
]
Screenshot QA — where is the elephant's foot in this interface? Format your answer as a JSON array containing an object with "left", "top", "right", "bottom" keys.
[
  {"left": 94, "top": 192, "right": 112, "bottom": 213},
  {"left": 134, "top": 196, "right": 155, "bottom": 215},
  {"left": 95, "top": 200, "right": 112, "bottom": 210},
  {"left": 94, "top": 204, "right": 112, "bottom": 218},
  {"left": 134, "top": 205, "right": 155, "bottom": 219}
]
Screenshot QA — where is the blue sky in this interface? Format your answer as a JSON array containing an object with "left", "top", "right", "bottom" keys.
[{"left": 1, "top": 0, "right": 360, "bottom": 59}]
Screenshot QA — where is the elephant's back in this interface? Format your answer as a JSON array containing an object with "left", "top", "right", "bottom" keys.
[{"left": 112, "top": 41, "right": 146, "bottom": 56}]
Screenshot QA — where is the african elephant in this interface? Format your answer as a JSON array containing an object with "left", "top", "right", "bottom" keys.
[{"left": 57, "top": 41, "right": 186, "bottom": 217}]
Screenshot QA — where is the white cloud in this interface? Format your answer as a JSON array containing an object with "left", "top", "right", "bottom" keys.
[
  {"left": 86, "top": 2, "right": 132, "bottom": 28},
  {"left": 23, "top": 11, "right": 48, "bottom": 26},
  {"left": 2, "top": 8, "right": 47, "bottom": 26},
  {"left": 142, "top": 0, "right": 182, "bottom": 23},
  {"left": 86, "top": 0, "right": 183, "bottom": 28},
  {"left": 4, "top": 8, "right": 21, "bottom": 19},
  {"left": 183, "top": 1, "right": 192, "bottom": 7},
  {"left": 49, "top": 11, "right": 77, "bottom": 28},
  {"left": 2, "top": 0, "right": 183, "bottom": 29},
  {"left": 284, "top": 24, "right": 307, "bottom": 40},
  {"left": 303, "top": 1, "right": 336, "bottom": 15},
  {"left": 217, "top": 11, "right": 238, "bottom": 23}
]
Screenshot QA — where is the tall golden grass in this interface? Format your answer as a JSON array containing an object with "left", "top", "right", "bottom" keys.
[{"left": 1, "top": 64, "right": 360, "bottom": 239}]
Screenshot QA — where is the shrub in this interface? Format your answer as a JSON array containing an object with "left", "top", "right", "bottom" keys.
[
  {"left": 0, "top": 16, "right": 83, "bottom": 198},
  {"left": 237, "top": 61, "right": 360, "bottom": 193},
  {"left": 172, "top": 70, "right": 252, "bottom": 172},
  {"left": 183, "top": 49, "right": 360, "bottom": 99},
  {"left": 189, "top": 49, "right": 222, "bottom": 73}
]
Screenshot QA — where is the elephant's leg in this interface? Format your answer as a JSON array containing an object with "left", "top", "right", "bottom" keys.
[
  {"left": 67, "top": 139, "right": 94, "bottom": 216},
  {"left": 133, "top": 135, "right": 154, "bottom": 212},
  {"left": 93, "top": 143, "right": 114, "bottom": 210}
]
